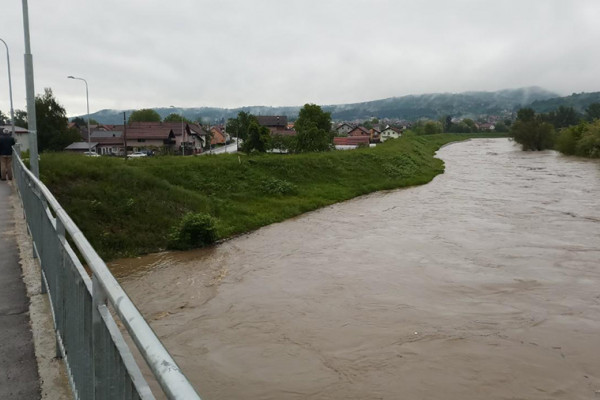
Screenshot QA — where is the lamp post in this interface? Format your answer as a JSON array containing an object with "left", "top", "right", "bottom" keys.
[
  {"left": 67, "top": 76, "right": 91, "bottom": 154},
  {"left": 21, "top": 0, "right": 39, "bottom": 177},
  {"left": 0, "top": 39, "right": 15, "bottom": 139}
]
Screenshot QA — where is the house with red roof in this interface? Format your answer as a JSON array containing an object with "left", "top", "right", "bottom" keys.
[
  {"left": 209, "top": 126, "right": 228, "bottom": 145},
  {"left": 257, "top": 115, "right": 296, "bottom": 136}
]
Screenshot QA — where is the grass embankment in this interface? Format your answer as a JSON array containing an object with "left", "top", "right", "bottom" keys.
[{"left": 40, "top": 133, "right": 498, "bottom": 260}]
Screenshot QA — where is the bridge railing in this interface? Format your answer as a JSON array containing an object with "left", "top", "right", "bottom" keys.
[{"left": 12, "top": 148, "right": 201, "bottom": 400}]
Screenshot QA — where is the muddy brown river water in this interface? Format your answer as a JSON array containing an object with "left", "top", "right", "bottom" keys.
[{"left": 111, "top": 138, "right": 600, "bottom": 399}]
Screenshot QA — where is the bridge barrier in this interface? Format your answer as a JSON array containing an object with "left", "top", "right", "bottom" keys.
[{"left": 12, "top": 147, "right": 201, "bottom": 400}]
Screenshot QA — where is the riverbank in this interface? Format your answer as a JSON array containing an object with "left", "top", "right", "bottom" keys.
[{"left": 40, "top": 133, "right": 505, "bottom": 260}]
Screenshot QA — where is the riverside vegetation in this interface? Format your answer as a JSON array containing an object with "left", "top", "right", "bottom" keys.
[
  {"left": 40, "top": 133, "right": 503, "bottom": 261},
  {"left": 510, "top": 104, "right": 600, "bottom": 157}
]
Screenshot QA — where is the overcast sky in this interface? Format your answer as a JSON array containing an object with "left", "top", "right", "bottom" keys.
[{"left": 1, "top": 0, "right": 599, "bottom": 117}]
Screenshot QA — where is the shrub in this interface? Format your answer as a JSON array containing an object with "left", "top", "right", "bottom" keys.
[
  {"left": 555, "top": 120, "right": 600, "bottom": 158},
  {"left": 575, "top": 125, "right": 600, "bottom": 158},
  {"left": 555, "top": 124, "right": 584, "bottom": 155},
  {"left": 260, "top": 177, "right": 297, "bottom": 195},
  {"left": 168, "top": 212, "right": 218, "bottom": 250}
]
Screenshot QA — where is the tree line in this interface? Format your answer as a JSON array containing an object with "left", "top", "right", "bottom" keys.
[{"left": 510, "top": 104, "right": 600, "bottom": 158}]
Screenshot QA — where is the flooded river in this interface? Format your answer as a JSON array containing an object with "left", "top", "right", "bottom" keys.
[{"left": 112, "top": 138, "right": 600, "bottom": 399}]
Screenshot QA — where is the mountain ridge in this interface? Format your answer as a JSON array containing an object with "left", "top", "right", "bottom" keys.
[{"left": 83, "top": 87, "right": 591, "bottom": 125}]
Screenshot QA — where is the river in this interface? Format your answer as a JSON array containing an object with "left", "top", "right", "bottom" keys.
[{"left": 111, "top": 138, "right": 600, "bottom": 399}]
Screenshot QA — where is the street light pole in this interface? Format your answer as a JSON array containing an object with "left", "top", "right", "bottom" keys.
[
  {"left": 0, "top": 39, "right": 16, "bottom": 139},
  {"left": 21, "top": 0, "right": 39, "bottom": 177},
  {"left": 67, "top": 76, "right": 91, "bottom": 154}
]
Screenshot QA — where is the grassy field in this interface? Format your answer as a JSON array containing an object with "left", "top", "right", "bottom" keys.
[{"left": 40, "top": 133, "right": 503, "bottom": 260}]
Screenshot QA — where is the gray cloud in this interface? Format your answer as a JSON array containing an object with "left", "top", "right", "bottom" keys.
[{"left": 1, "top": 0, "right": 599, "bottom": 117}]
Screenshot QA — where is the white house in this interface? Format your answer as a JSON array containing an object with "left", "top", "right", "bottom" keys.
[{"left": 380, "top": 126, "right": 403, "bottom": 142}]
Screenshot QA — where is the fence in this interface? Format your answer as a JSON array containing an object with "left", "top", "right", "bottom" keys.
[{"left": 12, "top": 147, "right": 201, "bottom": 400}]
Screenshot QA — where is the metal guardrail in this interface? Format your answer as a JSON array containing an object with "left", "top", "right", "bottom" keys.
[{"left": 12, "top": 147, "right": 201, "bottom": 400}]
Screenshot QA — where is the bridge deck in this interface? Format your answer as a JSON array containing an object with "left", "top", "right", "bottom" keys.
[{"left": 0, "top": 180, "right": 41, "bottom": 399}]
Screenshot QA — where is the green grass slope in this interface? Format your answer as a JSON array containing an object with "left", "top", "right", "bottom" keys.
[{"left": 40, "top": 134, "right": 494, "bottom": 260}]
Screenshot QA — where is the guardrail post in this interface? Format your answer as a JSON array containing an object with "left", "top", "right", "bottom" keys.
[
  {"left": 55, "top": 218, "right": 66, "bottom": 359},
  {"left": 38, "top": 197, "right": 47, "bottom": 294},
  {"left": 92, "top": 274, "right": 107, "bottom": 400}
]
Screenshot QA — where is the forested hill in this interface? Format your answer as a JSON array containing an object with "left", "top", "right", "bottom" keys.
[
  {"left": 326, "top": 87, "right": 557, "bottom": 120},
  {"left": 87, "top": 87, "right": 560, "bottom": 124},
  {"left": 529, "top": 92, "right": 600, "bottom": 113}
]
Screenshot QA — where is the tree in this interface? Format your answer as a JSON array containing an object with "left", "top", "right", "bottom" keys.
[
  {"left": 72, "top": 116, "right": 99, "bottom": 126},
  {"left": 440, "top": 115, "right": 452, "bottom": 132},
  {"left": 163, "top": 113, "right": 193, "bottom": 124},
  {"left": 462, "top": 118, "right": 478, "bottom": 132},
  {"left": 494, "top": 121, "right": 509, "bottom": 133},
  {"left": 0, "top": 110, "right": 8, "bottom": 125},
  {"left": 14, "top": 110, "right": 27, "bottom": 128},
  {"left": 510, "top": 108, "right": 555, "bottom": 151},
  {"left": 585, "top": 103, "right": 600, "bottom": 121},
  {"left": 543, "top": 106, "right": 579, "bottom": 128},
  {"left": 295, "top": 103, "right": 332, "bottom": 133},
  {"left": 226, "top": 111, "right": 257, "bottom": 141},
  {"left": 128, "top": 108, "right": 161, "bottom": 123},
  {"left": 293, "top": 104, "right": 333, "bottom": 153},
  {"left": 241, "top": 121, "right": 271, "bottom": 153},
  {"left": 35, "top": 88, "right": 81, "bottom": 152}
]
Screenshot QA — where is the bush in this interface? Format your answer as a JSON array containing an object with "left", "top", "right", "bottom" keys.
[
  {"left": 575, "top": 124, "right": 600, "bottom": 158},
  {"left": 168, "top": 212, "right": 218, "bottom": 250},
  {"left": 555, "top": 120, "right": 600, "bottom": 158},
  {"left": 260, "top": 177, "right": 297, "bottom": 195},
  {"left": 555, "top": 124, "right": 584, "bottom": 155}
]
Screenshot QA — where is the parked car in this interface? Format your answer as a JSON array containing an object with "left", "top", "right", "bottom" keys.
[
  {"left": 128, "top": 152, "right": 147, "bottom": 158},
  {"left": 83, "top": 151, "right": 100, "bottom": 157}
]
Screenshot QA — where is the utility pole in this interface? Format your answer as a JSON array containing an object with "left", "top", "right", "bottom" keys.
[{"left": 123, "top": 112, "right": 127, "bottom": 159}]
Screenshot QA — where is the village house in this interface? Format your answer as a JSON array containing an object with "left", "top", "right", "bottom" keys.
[
  {"left": 335, "top": 123, "right": 354, "bottom": 135},
  {"left": 478, "top": 123, "right": 496, "bottom": 131},
  {"left": 209, "top": 126, "right": 228, "bottom": 145},
  {"left": 257, "top": 115, "right": 296, "bottom": 136},
  {"left": 348, "top": 126, "right": 371, "bottom": 138},
  {"left": 380, "top": 126, "right": 403, "bottom": 142}
]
